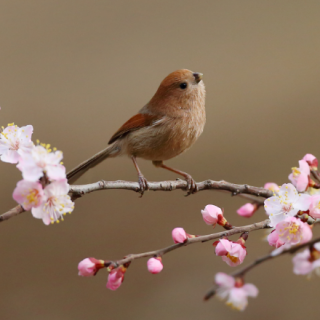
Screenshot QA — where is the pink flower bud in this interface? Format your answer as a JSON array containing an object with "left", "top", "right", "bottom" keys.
[
  {"left": 236, "top": 203, "right": 257, "bottom": 218},
  {"left": 214, "top": 239, "right": 247, "bottom": 267},
  {"left": 264, "top": 183, "right": 280, "bottom": 192},
  {"left": 201, "top": 205, "right": 223, "bottom": 226},
  {"left": 78, "top": 258, "right": 104, "bottom": 277},
  {"left": 106, "top": 266, "right": 126, "bottom": 291},
  {"left": 147, "top": 257, "right": 163, "bottom": 274},
  {"left": 303, "top": 153, "right": 318, "bottom": 169},
  {"left": 172, "top": 228, "right": 188, "bottom": 243}
]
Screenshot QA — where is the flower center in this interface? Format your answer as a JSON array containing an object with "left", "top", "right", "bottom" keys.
[
  {"left": 291, "top": 167, "right": 301, "bottom": 177},
  {"left": 26, "top": 189, "right": 39, "bottom": 205},
  {"left": 282, "top": 203, "right": 293, "bottom": 214},
  {"left": 226, "top": 253, "right": 239, "bottom": 264},
  {"left": 285, "top": 222, "right": 299, "bottom": 234},
  {"left": 10, "top": 140, "right": 20, "bottom": 151}
]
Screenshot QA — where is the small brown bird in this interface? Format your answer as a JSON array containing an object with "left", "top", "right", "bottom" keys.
[{"left": 67, "top": 69, "right": 206, "bottom": 194}]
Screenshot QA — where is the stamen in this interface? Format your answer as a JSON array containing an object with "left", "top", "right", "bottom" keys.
[{"left": 226, "top": 253, "right": 239, "bottom": 264}]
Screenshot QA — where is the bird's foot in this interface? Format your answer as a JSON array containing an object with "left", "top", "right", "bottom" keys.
[
  {"left": 138, "top": 174, "right": 149, "bottom": 197},
  {"left": 184, "top": 174, "right": 198, "bottom": 196}
]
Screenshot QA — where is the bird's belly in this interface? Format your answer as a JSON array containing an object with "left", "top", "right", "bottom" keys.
[{"left": 123, "top": 118, "right": 203, "bottom": 161}]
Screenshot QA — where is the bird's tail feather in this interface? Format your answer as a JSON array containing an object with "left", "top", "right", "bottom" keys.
[{"left": 67, "top": 144, "right": 120, "bottom": 184}]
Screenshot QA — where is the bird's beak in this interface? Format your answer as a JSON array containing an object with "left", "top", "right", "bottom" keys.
[{"left": 193, "top": 72, "right": 203, "bottom": 83}]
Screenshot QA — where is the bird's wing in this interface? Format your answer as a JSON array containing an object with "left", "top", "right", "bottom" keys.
[{"left": 108, "top": 113, "right": 162, "bottom": 144}]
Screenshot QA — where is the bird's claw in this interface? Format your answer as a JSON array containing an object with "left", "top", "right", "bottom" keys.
[
  {"left": 138, "top": 175, "right": 149, "bottom": 197},
  {"left": 184, "top": 174, "right": 198, "bottom": 196}
]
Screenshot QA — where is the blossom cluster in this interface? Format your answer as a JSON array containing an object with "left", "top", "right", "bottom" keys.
[
  {"left": 78, "top": 203, "right": 251, "bottom": 298},
  {"left": 0, "top": 123, "right": 74, "bottom": 224},
  {"left": 77, "top": 153, "right": 320, "bottom": 311},
  {"left": 3, "top": 125, "right": 318, "bottom": 312}
]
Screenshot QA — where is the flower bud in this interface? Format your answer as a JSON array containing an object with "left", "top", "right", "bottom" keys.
[
  {"left": 236, "top": 203, "right": 258, "bottom": 218},
  {"left": 201, "top": 205, "right": 228, "bottom": 227},
  {"left": 214, "top": 239, "right": 247, "bottom": 267},
  {"left": 106, "top": 266, "right": 126, "bottom": 290},
  {"left": 78, "top": 257, "right": 105, "bottom": 277},
  {"left": 172, "top": 228, "right": 188, "bottom": 243},
  {"left": 303, "top": 153, "right": 318, "bottom": 169},
  {"left": 147, "top": 257, "right": 163, "bottom": 274}
]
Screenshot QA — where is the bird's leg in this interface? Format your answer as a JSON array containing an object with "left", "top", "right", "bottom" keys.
[
  {"left": 152, "top": 161, "right": 198, "bottom": 195},
  {"left": 132, "top": 156, "right": 149, "bottom": 196}
]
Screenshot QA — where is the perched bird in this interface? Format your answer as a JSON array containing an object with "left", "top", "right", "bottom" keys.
[{"left": 67, "top": 69, "right": 206, "bottom": 195}]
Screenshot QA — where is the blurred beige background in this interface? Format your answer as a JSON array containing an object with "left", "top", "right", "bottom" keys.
[{"left": 0, "top": 1, "right": 320, "bottom": 319}]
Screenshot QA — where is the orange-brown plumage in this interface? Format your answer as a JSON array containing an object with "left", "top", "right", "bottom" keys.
[{"left": 67, "top": 69, "right": 206, "bottom": 194}]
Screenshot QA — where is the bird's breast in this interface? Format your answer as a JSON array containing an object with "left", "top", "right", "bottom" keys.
[{"left": 123, "top": 105, "right": 206, "bottom": 161}]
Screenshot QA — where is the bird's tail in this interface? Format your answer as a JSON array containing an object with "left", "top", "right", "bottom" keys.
[{"left": 67, "top": 143, "right": 121, "bottom": 184}]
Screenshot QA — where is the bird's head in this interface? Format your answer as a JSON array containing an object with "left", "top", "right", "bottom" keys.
[{"left": 148, "top": 69, "right": 206, "bottom": 114}]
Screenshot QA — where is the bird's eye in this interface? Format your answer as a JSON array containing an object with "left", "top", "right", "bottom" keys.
[{"left": 179, "top": 82, "right": 187, "bottom": 89}]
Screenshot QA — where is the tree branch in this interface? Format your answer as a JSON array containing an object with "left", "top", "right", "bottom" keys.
[
  {"left": 0, "top": 179, "right": 272, "bottom": 223},
  {"left": 204, "top": 235, "right": 320, "bottom": 301},
  {"left": 0, "top": 205, "right": 25, "bottom": 222},
  {"left": 103, "top": 219, "right": 270, "bottom": 268},
  {"left": 69, "top": 179, "right": 273, "bottom": 198}
]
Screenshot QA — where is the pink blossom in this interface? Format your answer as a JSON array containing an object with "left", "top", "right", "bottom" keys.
[
  {"left": 288, "top": 160, "right": 310, "bottom": 192},
  {"left": 31, "top": 180, "right": 74, "bottom": 225},
  {"left": 275, "top": 217, "right": 312, "bottom": 245},
  {"left": 264, "top": 183, "right": 311, "bottom": 227},
  {"left": 12, "top": 180, "right": 44, "bottom": 210},
  {"left": 78, "top": 258, "right": 104, "bottom": 277},
  {"left": 17, "top": 144, "right": 66, "bottom": 182},
  {"left": 293, "top": 244, "right": 320, "bottom": 276},
  {"left": 302, "top": 153, "right": 318, "bottom": 169},
  {"left": 147, "top": 257, "right": 163, "bottom": 274},
  {"left": 264, "top": 182, "right": 280, "bottom": 192},
  {"left": 201, "top": 204, "right": 224, "bottom": 227},
  {"left": 0, "top": 124, "right": 34, "bottom": 163},
  {"left": 106, "top": 266, "right": 126, "bottom": 290},
  {"left": 172, "top": 228, "right": 188, "bottom": 243},
  {"left": 215, "top": 272, "right": 258, "bottom": 311},
  {"left": 215, "top": 239, "right": 247, "bottom": 267},
  {"left": 267, "top": 230, "right": 285, "bottom": 248},
  {"left": 308, "top": 194, "right": 320, "bottom": 219},
  {"left": 237, "top": 203, "right": 257, "bottom": 218}
]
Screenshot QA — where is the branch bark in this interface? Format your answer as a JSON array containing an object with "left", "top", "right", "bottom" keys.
[
  {"left": 103, "top": 219, "right": 270, "bottom": 268},
  {"left": 69, "top": 179, "right": 273, "bottom": 198},
  {"left": 0, "top": 205, "right": 25, "bottom": 222},
  {"left": 0, "top": 179, "right": 272, "bottom": 223}
]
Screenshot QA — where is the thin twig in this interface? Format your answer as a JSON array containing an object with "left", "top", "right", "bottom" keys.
[
  {"left": 104, "top": 219, "right": 270, "bottom": 268},
  {"left": 204, "top": 235, "right": 320, "bottom": 301},
  {"left": 0, "top": 205, "right": 25, "bottom": 222}
]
